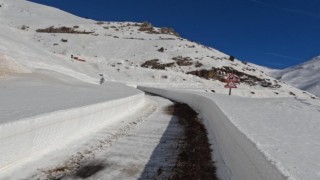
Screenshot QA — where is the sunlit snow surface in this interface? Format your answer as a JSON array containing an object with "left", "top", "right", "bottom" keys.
[
  {"left": 141, "top": 87, "right": 320, "bottom": 180},
  {"left": 0, "top": 0, "right": 320, "bottom": 179}
]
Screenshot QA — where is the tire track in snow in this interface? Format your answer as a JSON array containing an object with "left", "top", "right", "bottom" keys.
[{"left": 30, "top": 98, "right": 157, "bottom": 180}]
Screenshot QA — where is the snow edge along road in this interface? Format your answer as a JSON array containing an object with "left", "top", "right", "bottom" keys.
[
  {"left": 138, "top": 86, "right": 288, "bottom": 180},
  {"left": 0, "top": 92, "right": 145, "bottom": 174},
  {"left": 30, "top": 97, "right": 158, "bottom": 180}
]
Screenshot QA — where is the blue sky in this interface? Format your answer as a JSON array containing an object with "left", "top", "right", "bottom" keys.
[{"left": 29, "top": 0, "right": 320, "bottom": 69}]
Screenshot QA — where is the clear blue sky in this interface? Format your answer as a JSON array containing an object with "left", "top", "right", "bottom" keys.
[{"left": 29, "top": 0, "right": 320, "bottom": 69}]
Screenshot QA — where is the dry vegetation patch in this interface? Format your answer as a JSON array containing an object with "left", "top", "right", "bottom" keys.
[
  {"left": 137, "top": 21, "right": 180, "bottom": 36},
  {"left": 141, "top": 59, "right": 175, "bottom": 70},
  {"left": 172, "top": 56, "right": 193, "bottom": 66},
  {"left": 187, "top": 69, "right": 223, "bottom": 81},
  {"left": 187, "top": 66, "right": 267, "bottom": 87},
  {"left": 159, "top": 27, "right": 179, "bottom": 36},
  {"left": 36, "top": 26, "right": 93, "bottom": 34}
]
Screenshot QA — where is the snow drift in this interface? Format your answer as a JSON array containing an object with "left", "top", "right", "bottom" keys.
[{"left": 0, "top": 93, "right": 145, "bottom": 173}]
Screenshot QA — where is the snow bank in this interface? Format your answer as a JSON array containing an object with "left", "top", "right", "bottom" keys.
[
  {"left": 0, "top": 93, "right": 145, "bottom": 172},
  {"left": 138, "top": 86, "right": 287, "bottom": 180}
]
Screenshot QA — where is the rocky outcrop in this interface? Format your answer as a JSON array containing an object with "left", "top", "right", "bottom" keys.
[{"left": 141, "top": 59, "right": 175, "bottom": 70}]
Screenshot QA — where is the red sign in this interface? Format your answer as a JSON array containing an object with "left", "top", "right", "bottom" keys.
[
  {"left": 226, "top": 73, "right": 240, "bottom": 83},
  {"left": 224, "top": 81, "right": 237, "bottom": 88}
]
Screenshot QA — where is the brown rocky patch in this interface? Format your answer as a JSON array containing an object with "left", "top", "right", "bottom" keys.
[
  {"left": 141, "top": 59, "right": 175, "bottom": 70},
  {"left": 172, "top": 56, "right": 193, "bottom": 66},
  {"left": 137, "top": 21, "right": 179, "bottom": 36},
  {"left": 187, "top": 69, "right": 222, "bottom": 81},
  {"left": 36, "top": 26, "right": 93, "bottom": 34},
  {"left": 187, "top": 66, "right": 264, "bottom": 86}
]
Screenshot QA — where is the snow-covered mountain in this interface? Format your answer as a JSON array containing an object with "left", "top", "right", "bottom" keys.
[
  {"left": 273, "top": 56, "right": 320, "bottom": 97},
  {"left": 0, "top": 0, "right": 313, "bottom": 99},
  {"left": 2, "top": 1, "right": 320, "bottom": 180}
]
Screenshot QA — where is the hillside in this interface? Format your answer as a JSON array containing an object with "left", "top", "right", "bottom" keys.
[
  {"left": 0, "top": 0, "right": 314, "bottom": 99},
  {"left": 273, "top": 56, "right": 320, "bottom": 97}
]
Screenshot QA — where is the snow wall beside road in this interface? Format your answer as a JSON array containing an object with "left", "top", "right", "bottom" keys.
[
  {"left": 139, "top": 86, "right": 286, "bottom": 180},
  {"left": 0, "top": 93, "right": 145, "bottom": 172}
]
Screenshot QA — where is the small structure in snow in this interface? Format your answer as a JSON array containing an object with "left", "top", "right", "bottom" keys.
[{"left": 99, "top": 74, "right": 105, "bottom": 85}]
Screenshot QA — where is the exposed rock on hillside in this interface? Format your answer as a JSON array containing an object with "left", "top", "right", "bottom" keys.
[
  {"left": 141, "top": 59, "right": 175, "bottom": 70},
  {"left": 36, "top": 26, "right": 93, "bottom": 34},
  {"left": 172, "top": 56, "right": 193, "bottom": 66},
  {"left": 138, "top": 21, "right": 179, "bottom": 36}
]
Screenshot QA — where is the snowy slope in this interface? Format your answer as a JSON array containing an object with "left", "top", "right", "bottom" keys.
[
  {"left": 0, "top": 71, "right": 142, "bottom": 124},
  {"left": 0, "top": 0, "right": 313, "bottom": 100},
  {"left": 273, "top": 56, "right": 320, "bottom": 97}
]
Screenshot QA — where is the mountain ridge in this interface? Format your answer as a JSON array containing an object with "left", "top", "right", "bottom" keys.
[{"left": 273, "top": 56, "right": 320, "bottom": 96}]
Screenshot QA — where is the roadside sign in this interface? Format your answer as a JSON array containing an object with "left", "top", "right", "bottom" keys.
[
  {"left": 224, "top": 74, "right": 239, "bottom": 95},
  {"left": 226, "top": 73, "right": 240, "bottom": 83},
  {"left": 224, "top": 81, "right": 237, "bottom": 88}
]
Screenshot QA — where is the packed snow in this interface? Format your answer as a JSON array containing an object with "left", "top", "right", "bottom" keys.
[
  {"left": 0, "top": 71, "right": 142, "bottom": 124},
  {"left": 0, "top": 0, "right": 320, "bottom": 179},
  {"left": 140, "top": 87, "right": 320, "bottom": 180},
  {"left": 0, "top": 95, "right": 159, "bottom": 180},
  {"left": 0, "top": 71, "right": 145, "bottom": 174}
]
